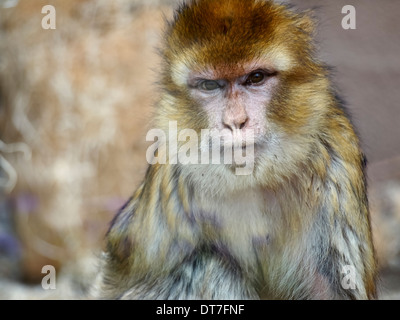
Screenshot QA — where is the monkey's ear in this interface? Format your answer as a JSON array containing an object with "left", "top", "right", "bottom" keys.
[{"left": 294, "top": 11, "right": 316, "bottom": 35}]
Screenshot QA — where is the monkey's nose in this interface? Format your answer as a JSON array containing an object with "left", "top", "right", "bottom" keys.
[{"left": 223, "top": 114, "right": 249, "bottom": 131}]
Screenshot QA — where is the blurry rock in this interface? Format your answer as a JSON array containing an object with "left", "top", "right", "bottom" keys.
[
  {"left": 0, "top": 0, "right": 176, "bottom": 282},
  {"left": 370, "top": 179, "right": 400, "bottom": 270},
  {"left": 0, "top": 195, "right": 21, "bottom": 280}
]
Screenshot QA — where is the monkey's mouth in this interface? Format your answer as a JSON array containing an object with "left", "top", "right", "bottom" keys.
[{"left": 211, "top": 134, "right": 256, "bottom": 148}]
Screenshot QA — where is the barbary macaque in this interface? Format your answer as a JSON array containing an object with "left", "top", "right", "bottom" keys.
[{"left": 94, "top": 0, "right": 377, "bottom": 299}]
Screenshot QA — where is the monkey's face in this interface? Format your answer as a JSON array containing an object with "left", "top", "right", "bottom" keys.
[
  {"left": 186, "top": 62, "right": 279, "bottom": 149},
  {"left": 161, "top": 0, "right": 326, "bottom": 184}
]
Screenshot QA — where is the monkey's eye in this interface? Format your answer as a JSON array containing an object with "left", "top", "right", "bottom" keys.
[
  {"left": 199, "top": 80, "right": 220, "bottom": 91},
  {"left": 245, "top": 72, "right": 265, "bottom": 85}
]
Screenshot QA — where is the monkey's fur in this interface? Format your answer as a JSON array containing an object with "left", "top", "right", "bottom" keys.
[{"left": 95, "top": 0, "right": 377, "bottom": 299}]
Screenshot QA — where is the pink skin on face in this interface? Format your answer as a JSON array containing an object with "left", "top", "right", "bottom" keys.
[{"left": 187, "top": 63, "right": 279, "bottom": 147}]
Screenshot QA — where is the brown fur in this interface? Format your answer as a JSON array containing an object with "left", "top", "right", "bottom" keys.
[{"left": 94, "top": 0, "right": 377, "bottom": 300}]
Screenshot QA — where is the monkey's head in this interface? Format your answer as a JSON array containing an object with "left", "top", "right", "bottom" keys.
[{"left": 158, "top": 0, "right": 332, "bottom": 189}]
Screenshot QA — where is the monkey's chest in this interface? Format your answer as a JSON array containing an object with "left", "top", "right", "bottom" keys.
[{"left": 194, "top": 188, "right": 278, "bottom": 263}]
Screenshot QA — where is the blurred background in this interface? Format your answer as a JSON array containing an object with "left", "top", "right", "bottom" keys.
[{"left": 0, "top": 0, "right": 399, "bottom": 299}]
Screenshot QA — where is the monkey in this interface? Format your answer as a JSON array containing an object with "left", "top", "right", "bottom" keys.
[{"left": 94, "top": 0, "right": 377, "bottom": 300}]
